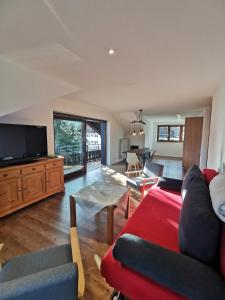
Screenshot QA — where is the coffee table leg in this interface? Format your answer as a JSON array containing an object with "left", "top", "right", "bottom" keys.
[
  {"left": 107, "top": 206, "right": 115, "bottom": 245},
  {"left": 125, "top": 190, "right": 130, "bottom": 219},
  {"left": 70, "top": 195, "right": 77, "bottom": 227}
]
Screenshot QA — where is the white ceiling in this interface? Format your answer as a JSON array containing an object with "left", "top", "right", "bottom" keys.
[
  {"left": 1, "top": 0, "right": 225, "bottom": 115},
  {"left": 0, "top": 56, "right": 78, "bottom": 116}
]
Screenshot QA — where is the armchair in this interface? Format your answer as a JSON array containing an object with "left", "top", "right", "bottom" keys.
[
  {"left": 0, "top": 197, "right": 85, "bottom": 300},
  {"left": 149, "top": 150, "right": 156, "bottom": 162},
  {"left": 125, "top": 162, "right": 164, "bottom": 201}
]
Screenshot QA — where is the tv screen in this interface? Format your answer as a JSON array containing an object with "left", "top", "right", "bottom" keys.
[{"left": 0, "top": 123, "right": 48, "bottom": 165}]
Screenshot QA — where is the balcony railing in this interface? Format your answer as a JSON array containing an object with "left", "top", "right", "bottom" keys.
[
  {"left": 86, "top": 144, "right": 101, "bottom": 162},
  {"left": 55, "top": 144, "right": 101, "bottom": 166}
]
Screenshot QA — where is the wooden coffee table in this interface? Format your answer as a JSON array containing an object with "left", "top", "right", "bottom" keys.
[{"left": 70, "top": 180, "right": 129, "bottom": 244}]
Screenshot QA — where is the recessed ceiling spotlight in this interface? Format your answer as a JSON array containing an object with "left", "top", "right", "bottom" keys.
[{"left": 108, "top": 48, "right": 115, "bottom": 55}]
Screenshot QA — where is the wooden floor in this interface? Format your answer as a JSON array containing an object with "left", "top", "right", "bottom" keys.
[{"left": 0, "top": 157, "right": 183, "bottom": 300}]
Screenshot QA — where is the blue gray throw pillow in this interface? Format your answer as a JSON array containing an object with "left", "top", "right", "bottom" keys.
[
  {"left": 181, "top": 165, "right": 205, "bottom": 201},
  {"left": 179, "top": 177, "right": 221, "bottom": 265}
]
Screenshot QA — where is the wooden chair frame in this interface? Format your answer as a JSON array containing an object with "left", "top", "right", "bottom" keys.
[
  {"left": 70, "top": 196, "right": 85, "bottom": 298},
  {"left": 125, "top": 169, "right": 160, "bottom": 201}
]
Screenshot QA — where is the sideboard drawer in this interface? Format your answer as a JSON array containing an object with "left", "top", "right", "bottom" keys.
[
  {"left": 45, "top": 160, "right": 63, "bottom": 170},
  {"left": 0, "top": 169, "right": 20, "bottom": 180},
  {"left": 22, "top": 164, "right": 45, "bottom": 175}
]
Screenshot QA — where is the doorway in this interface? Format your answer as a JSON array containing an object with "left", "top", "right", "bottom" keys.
[{"left": 53, "top": 113, "right": 107, "bottom": 177}]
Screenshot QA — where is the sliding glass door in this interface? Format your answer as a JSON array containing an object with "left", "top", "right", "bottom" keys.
[
  {"left": 54, "top": 113, "right": 107, "bottom": 177},
  {"left": 54, "top": 114, "right": 86, "bottom": 176}
]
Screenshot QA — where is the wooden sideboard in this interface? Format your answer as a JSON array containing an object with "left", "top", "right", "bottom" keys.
[{"left": 0, "top": 157, "right": 64, "bottom": 217}]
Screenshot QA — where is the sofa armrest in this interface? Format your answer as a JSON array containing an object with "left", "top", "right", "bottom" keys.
[
  {"left": 0, "top": 263, "right": 78, "bottom": 300},
  {"left": 157, "top": 177, "right": 183, "bottom": 192},
  {"left": 113, "top": 234, "right": 225, "bottom": 300}
]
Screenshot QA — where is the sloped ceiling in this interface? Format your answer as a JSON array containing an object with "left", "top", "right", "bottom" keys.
[
  {"left": 0, "top": 0, "right": 225, "bottom": 116},
  {"left": 0, "top": 56, "right": 78, "bottom": 116}
]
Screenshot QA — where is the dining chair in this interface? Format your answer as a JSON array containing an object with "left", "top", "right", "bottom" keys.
[
  {"left": 149, "top": 150, "right": 156, "bottom": 162},
  {"left": 126, "top": 152, "right": 140, "bottom": 172}
]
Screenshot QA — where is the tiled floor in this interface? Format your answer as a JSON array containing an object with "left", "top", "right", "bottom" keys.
[
  {"left": 87, "top": 159, "right": 102, "bottom": 171},
  {"left": 111, "top": 156, "right": 183, "bottom": 179},
  {"left": 63, "top": 160, "right": 102, "bottom": 175}
]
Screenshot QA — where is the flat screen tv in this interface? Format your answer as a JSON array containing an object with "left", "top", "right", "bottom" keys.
[{"left": 0, "top": 123, "right": 48, "bottom": 167}]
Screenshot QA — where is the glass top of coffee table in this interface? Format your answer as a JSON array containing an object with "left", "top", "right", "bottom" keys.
[{"left": 72, "top": 179, "right": 128, "bottom": 217}]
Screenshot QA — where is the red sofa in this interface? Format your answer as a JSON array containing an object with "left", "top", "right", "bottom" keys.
[{"left": 101, "top": 169, "right": 225, "bottom": 300}]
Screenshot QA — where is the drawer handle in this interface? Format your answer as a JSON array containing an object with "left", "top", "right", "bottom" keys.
[
  {"left": 3, "top": 174, "right": 8, "bottom": 177},
  {"left": 53, "top": 163, "right": 56, "bottom": 166},
  {"left": 32, "top": 168, "right": 36, "bottom": 171},
  {"left": 0, "top": 192, "right": 6, "bottom": 197}
]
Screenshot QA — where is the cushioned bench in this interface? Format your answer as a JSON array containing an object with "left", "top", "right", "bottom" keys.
[
  {"left": 101, "top": 187, "right": 185, "bottom": 300},
  {"left": 101, "top": 167, "right": 225, "bottom": 300}
]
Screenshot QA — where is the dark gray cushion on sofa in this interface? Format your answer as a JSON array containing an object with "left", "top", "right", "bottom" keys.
[
  {"left": 179, "top": 177, "right": 221, "bottom": 265},
  {"left": 157, "top": 177, "right": 183, "bottom": 192},
  {"left": 181, "top": 165, "right": 205, "bottom": 201},
  {"left": 113, "top": 234, "right": 225, "bottom": 300}
]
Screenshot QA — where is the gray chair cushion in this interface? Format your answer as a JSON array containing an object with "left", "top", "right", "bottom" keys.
[
  {"left": 143, "top": 162, "right": 164, "bottom": 178},
  {"left": 126, "top": 162, "right": 164, "bottom": 191},
  {"left": 0, "top": 263, "right": 78, "bottom": 300},
  {"left": 0, "top": 244, "right": 72, "bottom": 282},
  {"left": 126, "top": 176, "right": 156, "bottom": 190}
]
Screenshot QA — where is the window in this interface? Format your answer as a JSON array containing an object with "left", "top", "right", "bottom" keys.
[
  {"left": 158, "top": 126, "right": 169, "bottom": 141},
  {"left": 157, "top": 125, "right": 184, "bottom": 142},
  {"left": 170, "top": 126, "right": 180, "bottom": 141}
]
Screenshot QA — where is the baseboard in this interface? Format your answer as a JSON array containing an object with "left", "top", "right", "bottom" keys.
[
  {"left": 154, "top": 155, "right": 183, "bottom": 160},
  {"left": 110, "top": 159, "right": 125, "bottom": 166}
]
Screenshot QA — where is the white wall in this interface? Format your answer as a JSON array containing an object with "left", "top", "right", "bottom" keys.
[
  {"left": 0, "top": 98, "right": 124, "bottom": 165},
  {"left": 125, "top": 132, "right": 145, "bottom": 149},
  {"left": 154, "top": 141, "right": 183, "bottom": 158},
  {"left": 145, "top": 120, "right": 184, "bottom": 158},
  {"left": 144, "top": 116, "right": 184, "bottom": 158},
  {"left": 208, "top": 83, "right": 225, "bottom": 170},
  {"left": 144, "top": 118, "right": 154, "bottom": 150},
  {"left": 199, "top": 105, "right": 212, "bottom": 169}
]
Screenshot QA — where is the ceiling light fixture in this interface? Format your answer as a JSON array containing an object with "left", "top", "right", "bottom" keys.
[
  {"left": 130, "top": 110, "right": 145, "bottom": 136},
  {"left": 108, "top": 48, "right": 115, "bottom": 55},
  {"left": 132, "top": 122, "right": 136, "bottom": 136}
]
